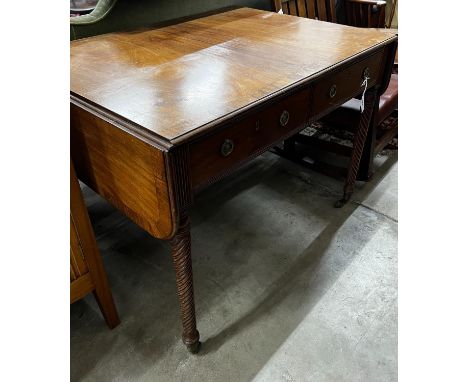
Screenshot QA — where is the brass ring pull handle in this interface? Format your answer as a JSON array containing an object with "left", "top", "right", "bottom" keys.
[
  {"left": 363, "top": 67, "right": 371, "bottom": 79},
  {"left": 329, "top": 84, "right": 337, "bottom": 98},
  {"left": 279, "top": 110, "right": 290, "bottom": 127},
  {"left": 220, "top": 139, "right": 234, "bottom": 157}
]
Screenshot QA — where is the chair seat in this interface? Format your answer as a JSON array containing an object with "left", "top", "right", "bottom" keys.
[
  {"left": 377, "top": 73, "right": 398, "bottom": 124},
  {"left": 322, "top": 73, "right": 398, "bottom": 127}
]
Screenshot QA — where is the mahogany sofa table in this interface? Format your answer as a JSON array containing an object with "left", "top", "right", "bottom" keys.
[{"left": 70, "top": 7, "right": 397, "bottom": 353}]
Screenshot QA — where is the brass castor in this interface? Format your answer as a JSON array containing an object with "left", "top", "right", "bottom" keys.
[
  {"left": 186, "top": 340, "right": 201, "bottom": 354},
  {"left": 334, "top": 193, "right": 351, "bottom": 208},
  {"left": 334, "top": 199, "right": 346, "bottom": 208}
]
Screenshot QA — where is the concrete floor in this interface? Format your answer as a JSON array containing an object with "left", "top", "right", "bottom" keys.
[{"left": 71, "top": 150, "right": 398, "bottom": 382}]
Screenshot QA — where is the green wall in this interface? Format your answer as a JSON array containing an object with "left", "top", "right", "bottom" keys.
[{"left": 71, "top": 0, "right": 273, "bottom": 40}]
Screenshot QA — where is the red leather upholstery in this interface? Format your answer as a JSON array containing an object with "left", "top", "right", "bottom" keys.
[{"left": 376, "top": 73, "right": 398, "bottom": 125}]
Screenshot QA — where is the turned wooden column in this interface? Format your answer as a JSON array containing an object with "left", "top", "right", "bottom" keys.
[
  {"left": 335, "top": 87, "right": 378, "bottom": 208},
  {"left": 356, "top": 89, "right": 382, "bottom": 181},
  {"left": 170, "top": 211, "right": 200, "bottom": 353}
]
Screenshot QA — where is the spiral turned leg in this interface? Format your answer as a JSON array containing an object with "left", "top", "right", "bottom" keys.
[
  {"left": 170, "top": 212, "right": 201, "bottom": 353},
  {"left": 335, "top": 87, "right": 378, "bottom": 208}
]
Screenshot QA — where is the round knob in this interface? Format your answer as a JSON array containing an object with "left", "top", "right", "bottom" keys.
[
  {"left": 279, "top": 110, "right": 290, "bottom": 127},
  {"left": 363, "top": 67, "right": 371, "bottom": 79},
  {"left": 329, "top": 84, "right": 337, "bottom": 98},
  {"left": 220, "top": 139, "right": 234, "bottom": 157}
]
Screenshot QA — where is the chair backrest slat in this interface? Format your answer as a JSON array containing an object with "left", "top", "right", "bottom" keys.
[
  {"left": 344, "top": 0, "right": 387, "bottom": 28},
  {"left": 316, "top": 0, "right": 328, "bottom": 21},
  {"left": 345, "top": 2, "right": 352, "bottom": 24},
  {"left": 366, "top": 4, "right": 372, "bottom": 27},
  {"left": 354, "top": 3, "right": 360, "bottom": 25},
  {"left": 288, "top": 0, "right": 298, "bottom": 16},
  {"left": 359, "top": 3, "right": 364, "bottom": 25},
  {"left": 328, "top": 0, "right": 337, "bottom": 22},
  {"left": 274, "top": 0, "right": 385, "bottom": 27},
  {"left": 274, "top": 0, "right": 341, "bottom": 23},
  {"left": 296, "top": 0, "right": 308, "bottom": 18},
  {"left": 273, "top": 0, "right": 282, "bottom": 13},
  {"left": 305, "top": 0, "right": 316, "bottom": 19}
]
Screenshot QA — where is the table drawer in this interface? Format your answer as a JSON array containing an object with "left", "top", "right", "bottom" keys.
[
  {"left": 189, "top": 88, "right": 311, "bottom": 188},
  {"left": 311, "top": 50, "right": 384, "bottom": 116}
]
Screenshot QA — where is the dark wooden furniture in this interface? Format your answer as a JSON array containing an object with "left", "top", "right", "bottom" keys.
[
  {"left": 274, "top": 0, "right": 338, "bottom": 21},
  {"left": 70, "top": 161, "right": 120, "bottom": 329},
  {"left": 322, "top": 69, "right": 398, "bottom": 180},
  {"left": 274, "top": 1, "right": 397, "bottom": 181},
  {"left": 273, "top": 0, "right": 386, "bottom": 27},
  {"left": 71, "top": 7, "right": 397, "bottom": 352},
  {"left": 345, "top": 0, "right": 386, "bottom": 28}
]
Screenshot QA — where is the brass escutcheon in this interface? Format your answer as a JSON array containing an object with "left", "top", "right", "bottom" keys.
[
  {"left": 279, "top": 110, "right": 290, "bottom": 127},
  {"left": 363, "top": 67, "right": 371, "bottom": 79},
  {"left": 329, "top": 84, "right": 337, "bottom": 98},
  {"left": 220, "top": 139, "right": 234, "bottom": 157}
]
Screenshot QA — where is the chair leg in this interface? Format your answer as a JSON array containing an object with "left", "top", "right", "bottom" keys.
[
  {"left": 170, "top": 211, "right": 201, "bottom": 354},
  {"left": 93, "top": 287, "right": 120, "bottom": 329},
  {"left": 335, "top": 87, "right": 378, "bottom": 208}
]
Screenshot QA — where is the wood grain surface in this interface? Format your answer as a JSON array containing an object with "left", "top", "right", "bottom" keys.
[
  {"left": 71, "top": 105, "right": 176, "bottom": 239},
  {"left": 70, "top": 7, "right": 396, "bottom": 144},
  {"left": 70, "top": 6, "right": 397, "bottom": 350},
  {"left": 189, "top": 87, "right": 311, "bottom": 188}
]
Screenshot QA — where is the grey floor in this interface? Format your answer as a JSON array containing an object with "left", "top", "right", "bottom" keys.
[{"left": 71, "top": 150, "right": 398, "bottom": 382}]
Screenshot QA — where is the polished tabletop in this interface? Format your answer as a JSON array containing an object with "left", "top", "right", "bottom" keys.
[{"left": 70, "top": 7, "right": 396, "bottom": 143}]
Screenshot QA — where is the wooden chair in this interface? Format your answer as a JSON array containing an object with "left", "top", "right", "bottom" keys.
[
  {"left": 70, "top": 161, "right": 120, "bottom": 329},
  {"left": 345, "top": 0, "right": 386, "bottom": 28},
  {"left": 273, "top": 0, "right": 397, "bottom": 182},
  {"left": 273, "top": 0, "right": 386, "bottom": 27},
  {"left": 274, "top": 0, "right": 338, "bottom": 22}
]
